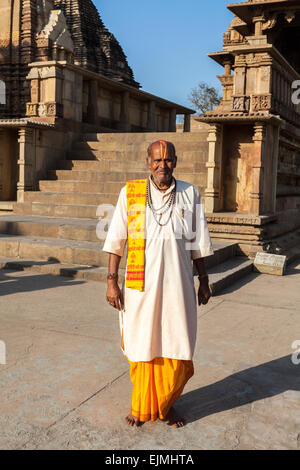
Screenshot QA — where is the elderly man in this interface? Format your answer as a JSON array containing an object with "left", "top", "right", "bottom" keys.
[{"left": 103, "top": 140, "right": 214, "bottom": 427}]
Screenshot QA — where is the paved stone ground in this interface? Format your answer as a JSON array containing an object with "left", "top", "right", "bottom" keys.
[{"left": 0, "top": 261, "right": 300, "bottom": 450}]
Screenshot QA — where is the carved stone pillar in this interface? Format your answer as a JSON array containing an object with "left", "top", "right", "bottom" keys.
[
  {"left": 53, "top": 44, "right": 59, "bottom": 61},
  {"left": 253, "top": 15, "right": 265, "bottom": 36},
  {"left": 19, "top": 0, "right": 37, "bottom": 114},
  {"left": 169, "top": 108, "right": 177, "bottom": 132},
  {"left": 224, "top": 61, "right": 231, "bottom": 76},
  {"left": 183, "top": 114, "right": 191, "bottom": 133},
  {"left": 250, "top": 122, "right": 266, "bottom": 214},
  {"left": 26, "top": 67, "right": 39, "bottom": 117},
  {"left": 118, "top": 91, "right": 131, "bottom": 131},
  {"left": 31, "top": 78, "right": 40, "bottom": 104},
  {"left": 218, "top": 60, "right": 234, "bottom": 105},
  {"left": 26, "top": 65, "right": 64, "bottom": 119},
  {"left": 270, "top": 125, "right": 280, "bottom": 214},
  {"left": 147, "top": 101, "right": 156, "bottom": 131},
  {"left": 44, "top": 67, "right": 63, "bottom": 107},
  {"left": 232, "top": 58, "right": 248, "bottom": 112},
  {"left": 21, "top": 0, "right": 36, "bottom": 65},
  {"left": 205, "top": 124, "right": 223, "bottom": 213},
  {"left": 234, "top": 67, "right": 246, "bottom": 96},
  {"left": 87, "top": 80, "right": 98, "bottom": 124},
  {"left": 17, "top": 128, "right": 35, "bottom": 202}
]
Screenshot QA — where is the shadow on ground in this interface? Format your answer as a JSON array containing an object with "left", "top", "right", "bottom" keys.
[
  {"left": 0, "top": 268, "right": 85, "bottom": 296},
  {"left": 177, "top": 355, "right": 300, "bottom": 424},
  {"left": 286, "top": 264, "right": 300, "bottom": 276},
  {"left": 211, "top": 272, "right": 260, "bottom": 296}
]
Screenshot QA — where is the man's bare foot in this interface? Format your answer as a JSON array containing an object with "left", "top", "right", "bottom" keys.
[
  {"left": 125, "top": 414, "right": 142, "bottom": 427},
  {"left": 163, "top": 407, "right": 185, "bottom": 428}
]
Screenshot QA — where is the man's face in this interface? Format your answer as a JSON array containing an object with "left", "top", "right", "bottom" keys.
[{"left": 147, "top": 141, "right": 177, "bottom": 185}]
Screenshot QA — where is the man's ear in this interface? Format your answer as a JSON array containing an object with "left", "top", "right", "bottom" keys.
[{"left": 173, "top": 155, "right": 177, "bottom": 169}]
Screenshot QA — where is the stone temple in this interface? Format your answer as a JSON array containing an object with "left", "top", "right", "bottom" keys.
[
  {"left": 0, "top": 0, "right": 299, "bottom": 284},
  {"left": 0, "top": 0, "right": 139, "bottom": 119},
  {"left": 197, "top": 0, "right": 300, "bottom": 258},
  {"left": 0, "top": 0, "right": 192, "bottom": 199}
]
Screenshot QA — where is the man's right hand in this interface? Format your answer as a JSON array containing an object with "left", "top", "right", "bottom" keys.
[{"left": 106, "top": 280, "right": 124, "bottom": 310}]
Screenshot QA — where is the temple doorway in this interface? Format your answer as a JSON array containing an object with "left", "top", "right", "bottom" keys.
[
  {"left": 0, "top": 129, "right": 18, "bottom": 202},
  {"left": 222, "top": 124, "right": 253, "bottom": 213}
]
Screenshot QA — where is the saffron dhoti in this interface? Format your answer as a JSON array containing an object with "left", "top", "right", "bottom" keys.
[{"left": 127, "top": 357, "right": 194, "bottom": 422}]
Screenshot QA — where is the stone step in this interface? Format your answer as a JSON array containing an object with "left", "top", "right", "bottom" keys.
[
  {"left": 0, "top": 255, "right": 253, "bottom": 295},
  {"left": 57, "top": 159, "right": 205, "bottom": 173},
  {"left": 0, "top": 231, "right": 237, "bottom": 273},
  {"left": 0, "top": 233, "right": 119, "bottom": 268},
  {"left": 71, "top": 145, "right": 208, "bottom": 159},
  {"left": 47, "top": 169, "right": 207, "bottom": 186},
  {"left": 0, "top": 216, "right": 236, "bottom": 263},
  {"left": 57, "top": 159, "right": 148, "bottom": 172},
  {"left": 47, "top": 169, "right": 149, "bottom": 183},
  {"left": 13, "top": 202, "right": 100, "bottom": 219},
  {"left": 0, "top": 257, "right": 126, "bottom": 283},
  {"left": 0, "top": 214, "right": 103, "bottom": 243},
  {"left": 79, "top": 131, "right": 209, "bottom": 143},
  {"left": 23, "top": 191, "right": 120, "bottom": 205},
  {"left": 0, "top": 201, "right": 14, "bottom": 212},
  {"left": 23, "top": 187, "right": 205, "bottom": 207},
  {"left": 38, "top": 180, "right": 125, "bottom": 194},
  {"left": 196, "top": 257, "right": 254, "bottom": 295},
  {"left": 203, "top": 241, "right": 237, "bottom": 269}
]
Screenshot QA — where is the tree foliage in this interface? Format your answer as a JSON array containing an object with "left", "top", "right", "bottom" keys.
[{"left": 188, "top": 82, "right": 221, "bottom": 114}]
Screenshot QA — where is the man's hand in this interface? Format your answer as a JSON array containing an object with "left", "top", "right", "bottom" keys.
[
  {"left": 106, "top": 280, "right": 124, "bottom": 311},
  {"left": 198, "top": 279, "right": 211, "bottom": 306},
  {"left": 106, "top": 253, "right": 124, "bottom": 310},
  {"left": 193, "top": 258, "right": 211, "bottom": 306}
]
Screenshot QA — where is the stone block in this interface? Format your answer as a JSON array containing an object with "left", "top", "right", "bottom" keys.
[{"left": 253, "top": 252, "right": 287, "bottom": 276}]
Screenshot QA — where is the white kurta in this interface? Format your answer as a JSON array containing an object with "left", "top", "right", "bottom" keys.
[{"left": 103, "top": 176, "right": 214, "bottom": 362}]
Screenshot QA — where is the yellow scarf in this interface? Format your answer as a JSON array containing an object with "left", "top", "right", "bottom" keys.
[{"left": 126, "top": 179, "right": 148, "bottom": 291}]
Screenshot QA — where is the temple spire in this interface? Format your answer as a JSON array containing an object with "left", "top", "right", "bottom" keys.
[{"left": 53, "top": 0, "right": 139, "bottom": 87}]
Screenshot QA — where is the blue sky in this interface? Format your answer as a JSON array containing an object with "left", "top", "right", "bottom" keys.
[{"left": 95, "top": 0, "right": 233, "bottom": 109}]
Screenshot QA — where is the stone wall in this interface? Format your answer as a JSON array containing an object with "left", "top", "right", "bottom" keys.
[
  {"left": 277, "top": 136, "right": 300, "bottom": 212},
  {"left": 33, "top": 128, "right": 70, "bottom": 184},
  {"left": 25, "top": 61, "right": 193, "bottom": 133},
  {"left": 0, "top": 123, "right": 72, "bottom": 203}
]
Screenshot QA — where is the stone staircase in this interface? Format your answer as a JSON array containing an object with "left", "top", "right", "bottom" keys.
[{"left": 0, "top": 131, "right": 253, "bottom": 292}]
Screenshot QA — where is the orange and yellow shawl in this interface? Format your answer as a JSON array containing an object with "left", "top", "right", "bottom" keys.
[{"left": 126, "top": 179, "right": 148, "bottom": 291}]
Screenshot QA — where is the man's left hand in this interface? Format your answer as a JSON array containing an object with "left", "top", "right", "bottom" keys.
[{"left": 198, "top": 282, "right": 211, "bottom": 306}]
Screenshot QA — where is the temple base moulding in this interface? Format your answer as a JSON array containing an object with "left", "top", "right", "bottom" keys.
[
  {"left": 206, "top": 212, "right": 300, "bottom": 259},
  {"left": 206, "top": 212, "right": 277, "bottom": 226}
]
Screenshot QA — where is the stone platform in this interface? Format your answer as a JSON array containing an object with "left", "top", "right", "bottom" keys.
[
  {"left": 0, "top": 262, "right": 299, "bottom": 450},
  {"left": 0, "top": 234, "right": 252, "bottom": 293}
]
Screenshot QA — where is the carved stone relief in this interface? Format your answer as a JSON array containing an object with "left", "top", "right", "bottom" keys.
[{"left": 251, "top": 94, "right": 272, "bottom": 111}]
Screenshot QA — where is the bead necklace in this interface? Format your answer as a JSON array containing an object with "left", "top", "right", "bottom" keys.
[{"left": 146, "top": 176, "right": 177, "bottom": 227}]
